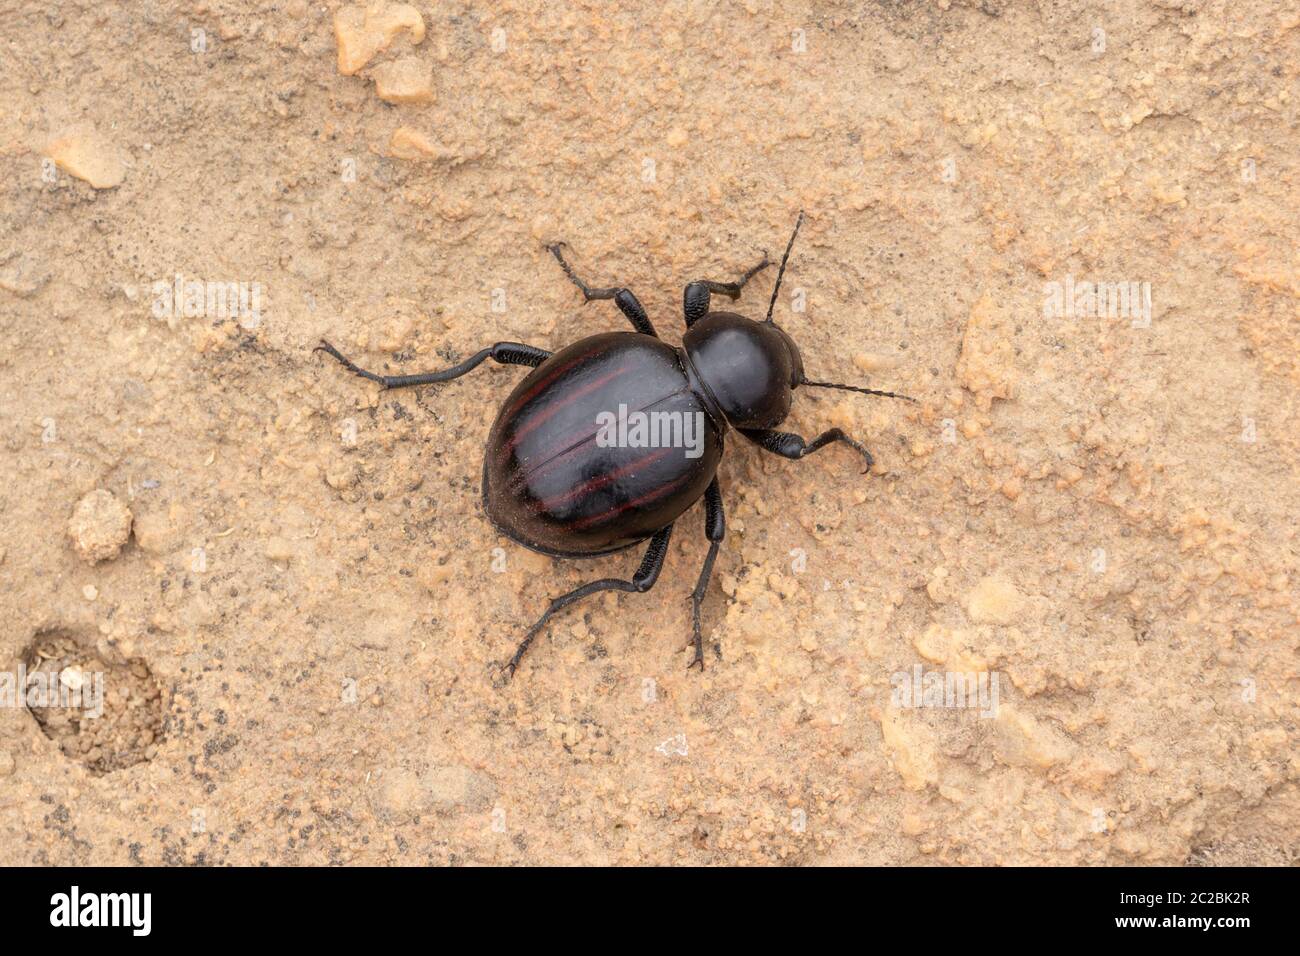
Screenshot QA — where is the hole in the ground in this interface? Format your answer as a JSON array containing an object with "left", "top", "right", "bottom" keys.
[{"left": 21, "top": 629, "right": 167, "bottom": 775}]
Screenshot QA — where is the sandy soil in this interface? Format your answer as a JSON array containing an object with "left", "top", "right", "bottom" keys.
[{"left": 0, "top": 0, "right": 1297, "bottom": 865}]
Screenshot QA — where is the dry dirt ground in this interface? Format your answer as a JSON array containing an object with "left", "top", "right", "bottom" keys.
[{"left": 0, "top": 0, "right": 1297, "bottom": 866}]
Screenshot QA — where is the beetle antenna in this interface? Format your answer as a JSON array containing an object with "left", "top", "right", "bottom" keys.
[
  {"left": 800, "top": 378, "right": 917, "bottom": 403},
  {"left": 764, "top": 210, "right": 805, "bottom": 324}
]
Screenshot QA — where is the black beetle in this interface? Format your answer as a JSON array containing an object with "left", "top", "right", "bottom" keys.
[{"left": 316, "top": 212, "right": 914, "bottom": 679}]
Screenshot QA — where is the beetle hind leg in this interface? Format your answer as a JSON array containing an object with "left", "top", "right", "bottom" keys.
[
  {"left": 686, "top": 478, "right": 726, "bottom": 670},
  {"left": 498, "top": 523, "right": 674, "bottom": 683}
]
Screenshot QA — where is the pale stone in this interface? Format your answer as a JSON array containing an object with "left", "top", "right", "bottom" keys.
[
  {"left": 334, "top": 3, "right": 426, "bottom": 76},
  {"left": 913, "top": 622, "right": 988, "bottom": 672},
  {"left": 388, "top": 126, "right": 441, "bottom": 161},
  {"left": 964, "top": 575, "right": 1023, "bottom": 625},
  {"left": 45, "top": 124, "right": 127, "bottom": 189},
  {"left": 853, "top": 351, "right": 900, "bottom": 372},
  {"left": 956, "top": 292, "right": 1016, "bottom": 406},
  {"left": 878, "top": 708, "right": 940, "bottom": 790},
  {"left": 371, "top": 57, "right": 434, "bottom": 103},
  {"left": 993, "top": 705, "right": 1075, "bottom": 769}
]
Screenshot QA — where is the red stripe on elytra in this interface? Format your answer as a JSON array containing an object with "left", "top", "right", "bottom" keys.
[
  {"left": 501, "top": 363, "right": 630, "bottom": 457},
  {"left": 506, "top": 383, "right": 695, "bottom": 489},
  {"left": 503, "top": 350, "right": 594, "bottom": 419},
  {"left": 530, "top": 447, "right": 675, "bottom": 513},
  {"left": 568, "top": 471, "right": 693, "bottom": 530}
]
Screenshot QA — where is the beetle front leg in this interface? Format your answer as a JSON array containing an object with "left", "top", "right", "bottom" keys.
[
  {"left": 682, "top": 255, "right": 770, "bottom": 327},
  {"left": 315, "top": 340, "right": 550, "bottom": 390},
  {"left": 546, "top": 242, "right": 657, "bottom": 337},
  {"left": 686, "top": 478, "right": 725, "bottom": 670},
  {"left": 739, "top": 426, "right": 875, "bottom": 474},
  {"left": 498, "top": 523, "right": 674, "bottom": 683}
]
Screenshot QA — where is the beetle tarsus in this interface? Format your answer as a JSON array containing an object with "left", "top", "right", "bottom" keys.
[
  {"left": 684, "top": 478, "right": 725, "bottom": 672},
  {"left": 695, "top": 255, "right": 772, "bottom": 300},
  {"left": 547, "top": 241, "right": 613, "bottom": 302},
  {"left": 739, "top": 426, "right": 876, "bottom": 474},
  {"left": 841, "top": 436, "right": 876, "bottom": 473},
  {"left": 546, "top": 242, "right": 658, "bottom": 336},
  {"left": 498, "top": 660, "right": 520, "bottom": 684},
  {"left": 315, "top": 339, "right": 390, "bottom": 388}
]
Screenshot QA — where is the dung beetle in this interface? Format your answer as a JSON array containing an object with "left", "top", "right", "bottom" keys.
[{"left": 316, "top": 212, "right": 914, "bottom": 680}]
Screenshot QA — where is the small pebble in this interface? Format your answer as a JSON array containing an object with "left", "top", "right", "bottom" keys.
[
  {"left": 334, "top": 2, "right": 425, "bottom": 76},
  {"left": 371, "top": 57, "right": 433, "bottom": 103},
  {"left": 68, "top": 490, "right": 133, "bottom": 564},
  {"left": 45, "top": 123, "right": 127, "bottom": 189}
]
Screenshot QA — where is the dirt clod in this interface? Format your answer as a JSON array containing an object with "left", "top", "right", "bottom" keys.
[{"left": 67, "top": 490, "right": 132, "bottom": 564}]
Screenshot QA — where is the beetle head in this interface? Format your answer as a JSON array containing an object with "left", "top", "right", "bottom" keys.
[
  {"left": 684, "top": 212, "right": 915, "bottom": 430},
  {"left": 682, "top": 312, "right": 803, "bottom": 429}
]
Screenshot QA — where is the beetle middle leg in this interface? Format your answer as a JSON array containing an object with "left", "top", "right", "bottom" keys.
[
  {"left": 682, "top": 255, "right": 771, "bottom": 327},
  {"left": 499, "top": 523, "right": 674, "bottom": 682},
  {"left": 315, "top": 340, "right": 550, "bottom": 389},
  {"left": 686, "top": 478, "right": 725, "bottom": 670},
  {"left": 739, "top": 426, "right": 875, "bottom": 474},
  {"left": 546, "top": 242, "right": 657, "bottom": 338}
]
